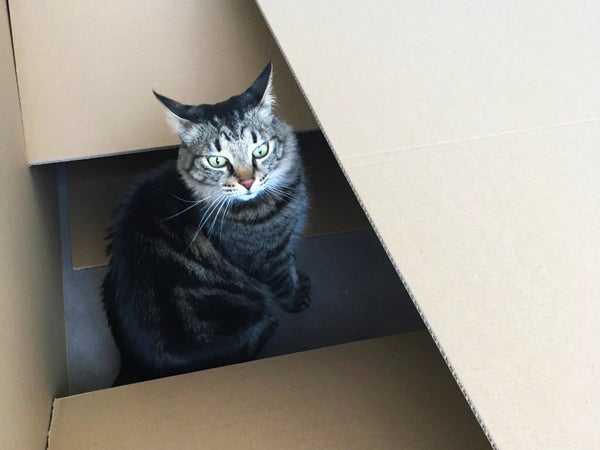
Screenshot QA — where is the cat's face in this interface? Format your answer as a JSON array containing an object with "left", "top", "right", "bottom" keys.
[
  {"left": 176, "top": 114, "right": 297, "bottom": 203},
  {"left": 154, "top": 63, "right": 298, "bottom": 203}
]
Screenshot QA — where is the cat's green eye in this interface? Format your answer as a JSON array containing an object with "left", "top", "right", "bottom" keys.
[
  {"left": 207, "top": 155, "right": 229, "bottom": 168},
  {"left": 252, "top": 142, "right": 269, "bottom": 159}
]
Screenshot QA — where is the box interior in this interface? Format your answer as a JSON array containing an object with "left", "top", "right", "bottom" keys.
[
  {"left": 52, "top": 129, "right": 489, "bottom": 447},
  {"left": 60, "top": 130, "right": 427, "bottom": 394}
]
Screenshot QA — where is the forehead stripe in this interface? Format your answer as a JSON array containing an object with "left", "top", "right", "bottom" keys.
[{"left": 214, "top": 138, "right": 221, "bottom": 152}]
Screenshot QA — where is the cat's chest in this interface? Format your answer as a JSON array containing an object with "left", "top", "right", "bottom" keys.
[{"left": 216, "top": 217, "right": 293, "bottom": 275}]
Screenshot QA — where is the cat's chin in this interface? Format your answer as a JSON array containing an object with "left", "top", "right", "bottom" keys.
[{"left": 235, "top": 191, "right": 260, "bottom": 202}]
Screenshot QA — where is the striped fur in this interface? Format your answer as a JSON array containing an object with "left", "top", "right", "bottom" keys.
[{"left": 102, "top": 64, "right": 309, "bottom": 385}]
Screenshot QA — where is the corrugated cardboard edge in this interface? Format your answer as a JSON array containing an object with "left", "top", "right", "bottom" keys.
[
  {"left": 320, "top": 136, "right": 497, "bottom": 450},
  {"left": 46, "top": 398, "right": 60, "bottom": 450},
  {"left": 253, "top": 2, "right": 495, "bottom": 448}
]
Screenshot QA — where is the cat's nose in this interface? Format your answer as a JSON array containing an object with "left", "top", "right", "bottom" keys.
[{"left": 239, "top": 178, "right": 255, "bottom": 190}]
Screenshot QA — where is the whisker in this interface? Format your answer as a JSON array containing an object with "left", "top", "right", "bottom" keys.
[
  {"left": 198, "top": 195, "right": 226, "bottom": 231},
  {"left": 267, "top": 185, "right": 297, "bottom": 202},
  {"left": 186, "top": 222, "right": 204, "bottom": 253},
  {"left": 161, "top": 195, "right": 210, "bottom": 221},
  {"left": 207, "top": 196, "right": 229, "bottom": 237},
  {"left": 219, "top": 198, "right": 233, "bottom": 242},
  {"left": 185, "top": 195, "right": 225, "bottom": 251},
  {"left": 171, "top": 194, "right": 204, "bottom": 203}
]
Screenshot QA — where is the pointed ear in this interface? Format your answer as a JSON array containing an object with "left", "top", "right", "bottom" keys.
[
  {"left": 246, "top": 62, "right": 275, "bottom": 111},
  {"left": 153, "top": 91, "right": 201, "bottom": 145}
]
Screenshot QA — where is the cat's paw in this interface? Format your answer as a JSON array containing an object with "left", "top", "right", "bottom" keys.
[{"left": 280, "top": 272, "right": 311, "bottom": 313}]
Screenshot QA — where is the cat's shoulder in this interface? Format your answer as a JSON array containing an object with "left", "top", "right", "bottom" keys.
[
  {"left": 122, "top": 160, "right": 181, "bottom": 200},
  {"left": 112, "top": 160, "right": 186, "bottom": 225}
]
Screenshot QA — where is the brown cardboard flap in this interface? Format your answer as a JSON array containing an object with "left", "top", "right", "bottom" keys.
[
  {"left": 256, "top": 1, "right": 600, "bottom": 448},
  {"left": 48, "top": 332, "right": 490, "bottom": 449},
  {"left": 341, "top": 124, "right": 600, "bottom": 449},
  {"left": 10, "top": 0, "right": 317, "bottom": 164},
  {"left": 257, "top": 1, "right": 600, "bottom": 158}
]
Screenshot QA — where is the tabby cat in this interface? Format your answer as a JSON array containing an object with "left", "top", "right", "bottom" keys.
[{"left": 102, "top": 63, "right": 310, "bottom": 385}]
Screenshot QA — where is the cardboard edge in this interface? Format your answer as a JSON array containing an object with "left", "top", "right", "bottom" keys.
[
  {"left": 46, "top": 398, "right": 61, "bottom": 449},
  {"left": 385, "top": 258, "right": 498, "bottom": 449},
  {"left": 319, "top": 150, "right": 499, "bottom": 450},
  {"left": 45, "top": 332, "right": 491, "bottom": 448},
  {"left": 254, "top": 1, "right": 495, "bottom": 447},
  {"left": 28, "top": 144, "right": 178, "bottom": 167},
  {"left": 3, "top": 0, "right": 29, "bottom": 161}
]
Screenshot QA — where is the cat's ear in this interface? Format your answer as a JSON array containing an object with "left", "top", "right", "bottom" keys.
[
  {"left": 246, "top": 62, "right": 275, "bottom": 112},
  {"left": 153, "top": 91, "right": 202, "bottom": 145}
]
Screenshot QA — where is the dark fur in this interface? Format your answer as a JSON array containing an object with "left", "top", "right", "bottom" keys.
[{"left": 102, "top": 64, "right": 309, "bottom": 385}]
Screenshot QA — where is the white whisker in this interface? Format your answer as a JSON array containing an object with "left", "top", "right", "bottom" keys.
[
  {"left": 185, "top": 194, "right": 225, "bottom": 251},
  {"left": 207, "top": 196, "right": 229, "bottom": 237},
  {"left": 171, "top": 194, "right": 205, "bottom": 203},
  {"left": 198, "top": 195, "right": 226, "bottom": 231},
  {"left": 161, "top": 195, "right": 210, "bottom": 221},
  {"left": 266, "top": 185, "right": 297, "bottom": 202},
  {"left": 219, "top": 197, "right": 234, "bottom": 241}
]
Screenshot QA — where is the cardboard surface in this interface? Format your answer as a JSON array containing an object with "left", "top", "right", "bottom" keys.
[
  {"left": 48, "top": 332, "right": 490, "bottom": 449},
  {"left": 9, "top": 0, "right": 317, "bottom": 164},
  {"left": 257, "top": 1, "right": 600, "bottom": 447},
  {"left": 257, "top": 0, "right": 599, "bottom": 157},
  {"left": 343, "top": 124, "right": 600, "bottom": 449},
  {"left": 0, "top": 4, "right": 68, "bottom": 448},
  {"left": 67, "top": 132, "right": 369, "bottom": 269}
]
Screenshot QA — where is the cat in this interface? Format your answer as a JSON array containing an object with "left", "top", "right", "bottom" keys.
[{"left": 101, "top": 62, "right": 310, "bottom": 385}]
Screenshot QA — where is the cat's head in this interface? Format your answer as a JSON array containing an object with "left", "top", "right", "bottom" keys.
[{"left": 154, "top": 62, "right": 299, "bottom": 202}]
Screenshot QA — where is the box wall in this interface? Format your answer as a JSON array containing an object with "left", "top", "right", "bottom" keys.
[
  {"left": 9, "top": 0, "right": 317, "bottom": 164},
  {"left": 0, "top": 3, "right": 68, "bottom": 448},
  {"left": 48, "top": 333, "right": 489, "bottom": 449}
]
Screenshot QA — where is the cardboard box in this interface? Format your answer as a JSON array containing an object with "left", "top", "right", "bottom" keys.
[
  {"left": 8, "top": 0, "right": 598, "bottom": 448},
  {"left": 1, "top": 1, "right": 488, "bottom": 448}
]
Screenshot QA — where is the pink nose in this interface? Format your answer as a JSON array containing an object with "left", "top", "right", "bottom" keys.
[{"left": 239, "top": 178, "right": 255, "bottom": 190}]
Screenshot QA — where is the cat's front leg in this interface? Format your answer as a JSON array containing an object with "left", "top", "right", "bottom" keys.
[{"left": 275, "top": 266, "right": 311, "bottom": 313}]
